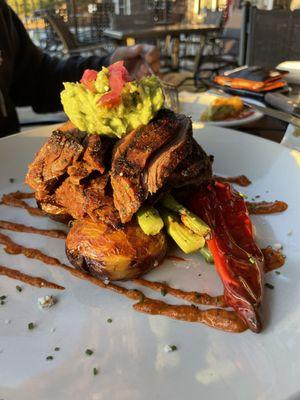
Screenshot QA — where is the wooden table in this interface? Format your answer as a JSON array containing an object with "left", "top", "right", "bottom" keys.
[{"left": 103, "top": 23, "right": 220, "bottom": 71}]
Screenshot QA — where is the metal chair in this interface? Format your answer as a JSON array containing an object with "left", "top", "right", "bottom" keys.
[
  {"left": 179, "top": 10, "right": 224, "bottom": 70},
  {"left": 246, "top": 7, "right": 300, "bottom": 68},
  {"left": 194, "top": 4, "right": 250, "bottom": 76},
  {"left": 40, "top": 11, "right": 109, "bottom": 56}
]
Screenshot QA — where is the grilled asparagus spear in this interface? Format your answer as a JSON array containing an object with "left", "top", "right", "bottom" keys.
[
  {"left": 137, "top": 206, "right": 164, "bottom": 236},
  {"left": 160, "top": 209, "right": 205, "bottom": 254},
  {"left": 160, "top": 194, "right": 211, "bottom": 238},
  {"left": 199, "top": 245, "right": 214, "bottom": 264}
]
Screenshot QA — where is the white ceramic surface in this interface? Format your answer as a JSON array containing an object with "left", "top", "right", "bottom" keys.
[
  {"left": 277, "top": 61, "right": 300, "bottom": 84},
  {"left": 179, "top": 91, "right": 264, "bottom": 127},
  {"left": 0, "top": 125, "right": 300, "bottom": 400}
]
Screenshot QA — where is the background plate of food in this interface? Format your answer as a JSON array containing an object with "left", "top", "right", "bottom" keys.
[{"left": 179, "top": 91, "right": 264, "bottom": 128}]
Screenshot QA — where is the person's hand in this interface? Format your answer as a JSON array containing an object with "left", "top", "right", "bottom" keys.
[{"left": 109, "top": 44, "right": 160, "bottom": 79}]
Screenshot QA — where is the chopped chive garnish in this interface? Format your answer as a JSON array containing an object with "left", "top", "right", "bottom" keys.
[
  {"left": 28, "top": 322, "right": 35, "bottom": 330},
  {"left": 9, "top": 178, "right": 15, "bottom": 183},
  {"left": 275, "top": 271, "right": 281, "bottom": 275},
  {"left": 54, "top": 347, "right": 60, "bottom": 351},
  {"left": 93, "top": 367, "right": 99, "bottom": 376},
  {"left": 85, "top": 349, "right": 93, "bottom": 356},
  {"left": 0, "top": 295, "right": 6, "bottom": 300},
  {"left": 160, "top": 287, "right": 167, "bottom": 297},
  {"left": 107, "top": 318, "right": 113, "bottom": 323},
  {"left": 46, "top": 356, "right": 53, "bottom": 361},
  {"left": 265, "top": 283, "right": 274, "bottom": 290},
  {"left": 170, "top": 345, "right": 177, "bottom": 351},
  {"left": 16, "top": 285, "right": 22, "bottom": 292},
  {"left": 0, "top": 300, "right": 5, "bottom": 305}
]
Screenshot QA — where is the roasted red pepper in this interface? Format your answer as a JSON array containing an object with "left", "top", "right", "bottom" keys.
[{"left": 189, "top": 181, "right": 265, "bottom": 333}]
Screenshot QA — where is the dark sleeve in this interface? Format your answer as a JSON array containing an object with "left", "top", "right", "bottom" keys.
[{"left": 10, "top": 7, "right": 110, "bottom": 113}]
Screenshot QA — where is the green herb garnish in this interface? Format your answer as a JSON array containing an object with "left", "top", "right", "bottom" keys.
[
  {"left": 85, "top": 349, "right": 93, "bottom": 356},
  {"left": 9, "top": 178, "right": 15, "bottom": 183},
  {"left": 46, "top": 356, "right": 53, "bottom": 361},
  {"left": 275, "top": 271, "right": 281, "bottom": 275},
  {"left": 93, "top": 367, "right": 99, "bottom": 376},
  {"left": 265, "top": 283, "right": 274, "bottom": 290},
  {"left": 0, "top": 300, "right": 5, "bottom": 305},
  {"left": 28, "top": 322, "right": 35, "bottom": 330},
  {"left": 0, "top": 295, "right": 6, "bottom": 300},
  {"left": 16, "top": 285, "right": 22, "bottom": 292},
  {"left": 54, "top": 347, "right": 60, "bottom": 351},
  {"left": 170, "top": 345, "right": 177, "bottom": 351},
  {"left": 160, "top": 287, "right": 167, "bottom": 297},
  {"left": 107, "top": 318, "right": 113, "bottom": 323}
]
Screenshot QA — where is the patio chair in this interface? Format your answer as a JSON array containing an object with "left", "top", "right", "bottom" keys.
[
  {"left": 40, "top": 11, "right": 109, "bottom": 56},
  {"left": 181, "top": 3, "right": 250, "bottom": 83},
  {"left": 246, "top": 7, "right": 300, "bottom": 67},
  {"left": 161, "top": 5, "right": 249, "bottom": 89},
  {"left": 179, "top": 10, "right": 224, "bottom": 69}
]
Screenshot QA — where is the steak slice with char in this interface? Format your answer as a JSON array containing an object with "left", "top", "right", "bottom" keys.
[
  {"left": 26, "top": 127, "right": 114, "bottom": 199},
  {"left": 26, "top": 128, "right": 86, "bottom": 198},
  {"left": 111, "top": 109, "right": 212, "bottom": 223},
  {"left": 111, "top": 109, "right": 182, "bottom": 223},
  {"left": 55, "top": 175, "right": 121, "bottom": 227},
  {"left": 144, "top": 113, "right": 193, "bottom": 194},
  {"left": 26, "top": 123, "right": 118, "bottom": 226},
  {"left": 83, "top": 135, "right": 113, "bottom": 174},
  {"left": 168, "top": 139, "right": 213, "bottom": 188}
]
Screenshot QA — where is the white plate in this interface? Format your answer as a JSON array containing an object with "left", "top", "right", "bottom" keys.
[
  {"left": 0, "top": 125, "right": 300, "bottom": 400},
  {"left": 179, "top": 91, "right": 264, "bottom": 127}
]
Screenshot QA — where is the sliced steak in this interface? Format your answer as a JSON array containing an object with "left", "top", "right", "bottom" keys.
[
  {"left": 111, "top": 109, "right": 188, "bottom": 223},
  {"left": 144, "top": 113, "right": 193, "bottom": 194},
  {"left": 83, "top": 135, "right": 113, "bottom": 174},
  {"left": 26, "top": 128, "right": 86, "bottom": 197},
  {"left": 55, "top": 177, "right": 87, "bottom": 220},
  {"left": 54, "top": 175, "right": 121, "bottom": 228},
  {"left": 111, "top": 110, "right": 207, "bottom": 223},
  {"left": 168, "top": 139, "right": 213, "bottom": 188},
  {"left": 67, "top": 160, "right": 94, "bottom": 185}
]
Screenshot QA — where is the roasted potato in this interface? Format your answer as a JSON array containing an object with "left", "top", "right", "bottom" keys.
[{"left": 66, "top": 219, "right": 168, "bottom": 281}]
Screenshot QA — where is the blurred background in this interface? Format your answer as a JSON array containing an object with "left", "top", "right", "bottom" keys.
[
  {"left": 9, "top": 0, "right": 300, "bottom": 138},
  {"left": 8, "top": 0, "right": 299, "bottom": 72}
]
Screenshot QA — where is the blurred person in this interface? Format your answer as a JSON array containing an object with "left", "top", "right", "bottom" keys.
[{"left": 0, "top": 0, "right": 160, "bottom": 137}]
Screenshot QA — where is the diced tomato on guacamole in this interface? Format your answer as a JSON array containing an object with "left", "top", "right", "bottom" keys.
[{"left": 99, "top": 61, "right": 132, "bottom": 108}]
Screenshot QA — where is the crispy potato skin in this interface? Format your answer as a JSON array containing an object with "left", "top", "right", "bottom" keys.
[{"left": 66, "top": 219, "right": 168, "bottom": 281}]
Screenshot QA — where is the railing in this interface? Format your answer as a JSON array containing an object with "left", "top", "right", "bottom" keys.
[{"left": 8, "top": 0, "right": 115, "bottom": 53}]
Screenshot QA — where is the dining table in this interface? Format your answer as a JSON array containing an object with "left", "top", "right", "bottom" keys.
[
  {"left": 103, "top": 22, "right": 220, "bottom": 71},
  {"left": 103, "top": 23, "right": 219, "bottom": 43}
]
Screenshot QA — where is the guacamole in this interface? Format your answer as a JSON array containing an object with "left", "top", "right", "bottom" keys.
[{"left": 61, "top": 66, "right": 164, "bottom": 137}]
